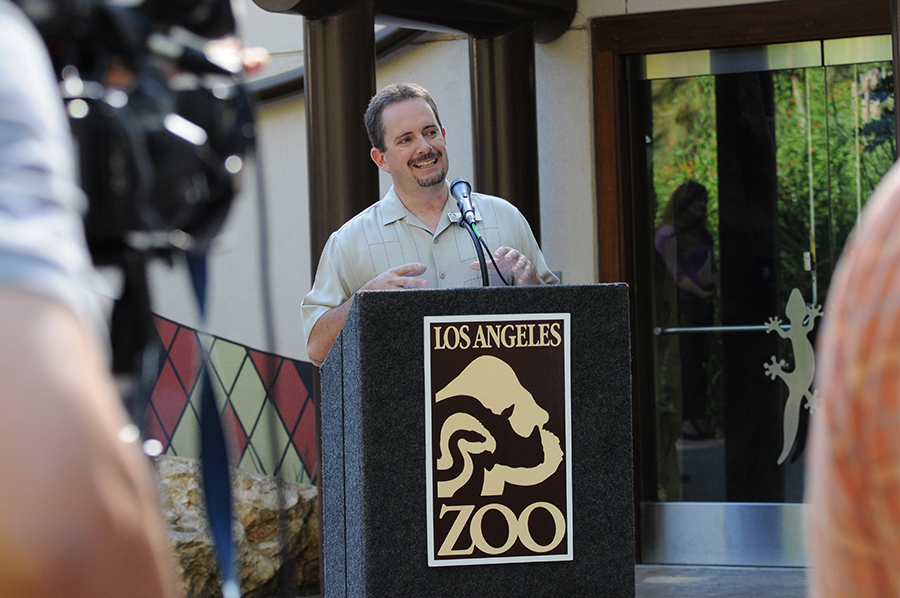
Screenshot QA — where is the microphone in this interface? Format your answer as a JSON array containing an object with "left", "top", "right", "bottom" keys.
[{"left": 450, "top": 178, "right": 476, "bottom": 225}]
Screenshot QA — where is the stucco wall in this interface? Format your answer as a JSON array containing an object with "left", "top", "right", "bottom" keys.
[{"left": 148, "top": 0, "right": 787, "bottom": 362}]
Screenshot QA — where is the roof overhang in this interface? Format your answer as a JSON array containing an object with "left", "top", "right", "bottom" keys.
[{"left": 252, "top": 0, "right": 576, "bottom": 43}]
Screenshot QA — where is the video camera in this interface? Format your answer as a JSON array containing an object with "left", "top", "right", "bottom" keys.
[
  {"left": 17, "top": 0, "right": 254, "bottom": 261},
  {"left": 16, "top": 0, "right": 256, "bottom": 373}
]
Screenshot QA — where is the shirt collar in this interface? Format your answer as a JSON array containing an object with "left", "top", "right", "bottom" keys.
[
  {"left": 380, "top": 183, "right": 482, "bottom": 230},
  {"left": 380, "top": 186, "right": 409, "bottom": 226}
]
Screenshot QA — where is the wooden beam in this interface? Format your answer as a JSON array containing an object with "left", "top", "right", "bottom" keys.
[{"left": 593, "top": 0, "right": 890, "bottom": 54}]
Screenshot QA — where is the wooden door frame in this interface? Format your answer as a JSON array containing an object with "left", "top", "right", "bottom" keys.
[{"left": 590, "top": 0, "right": 892, "bottom": 559}]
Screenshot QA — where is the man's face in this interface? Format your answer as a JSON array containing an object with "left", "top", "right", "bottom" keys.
[{"left": 370, "top": 98, "right": 448, "bottom": 195}]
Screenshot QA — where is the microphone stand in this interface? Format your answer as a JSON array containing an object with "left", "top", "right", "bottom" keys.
[{"left": 451, "top": 178, "right": 490, "bottom": 287}]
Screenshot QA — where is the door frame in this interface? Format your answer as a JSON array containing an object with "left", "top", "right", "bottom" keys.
[{"left": 590, "top": 0, "right": 892, "bottom": 560}]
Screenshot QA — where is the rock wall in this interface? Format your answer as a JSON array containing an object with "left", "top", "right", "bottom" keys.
[{"left": 155, "top": 456, "right": 320, "bottom": 598}]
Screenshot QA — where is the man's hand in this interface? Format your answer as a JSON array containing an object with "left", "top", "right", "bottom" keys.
[
  {"left": 472, "top": 246, "right": 544, "bottom": 286},
  {"left": 306, "top": 262, "right": 428, "bottom": 365},
  {"left": 360, "top": 262, "right": 428, "bottom": 291}
]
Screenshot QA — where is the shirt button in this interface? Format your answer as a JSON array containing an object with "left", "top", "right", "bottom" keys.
[
  {"left": 440, "top": 272, "right": 446, "bottom": 279},
  {"left": 433, "top": 238, "right": 439, "bottom": 244}
]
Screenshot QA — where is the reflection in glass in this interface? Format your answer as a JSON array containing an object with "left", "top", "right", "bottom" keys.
[
  {"left": 654, "top": 183, "right": 718, "bottom": 437},
  {"left": 640, "top": 57, "right": 895, "bottom": 504}
]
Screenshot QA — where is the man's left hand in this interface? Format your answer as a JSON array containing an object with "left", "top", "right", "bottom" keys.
[{"left": 472, "top": 246, "right": 544, "bottom": 286}]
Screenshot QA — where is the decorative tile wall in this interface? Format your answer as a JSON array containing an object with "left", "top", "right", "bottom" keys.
[{"left": 142, "top": 315, "right": 317, "bottom": 485}]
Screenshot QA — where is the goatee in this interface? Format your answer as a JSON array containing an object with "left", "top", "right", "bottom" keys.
[{"left": 418, "top": 169, "right": 447, "bottom": 188}]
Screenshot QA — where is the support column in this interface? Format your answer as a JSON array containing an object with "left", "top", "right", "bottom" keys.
[
  {"left": 304, "top": 0, "right": 378, "bottom": 273},
  {"left": 469, "top": 23, "right": 542, "bottom": 243}
]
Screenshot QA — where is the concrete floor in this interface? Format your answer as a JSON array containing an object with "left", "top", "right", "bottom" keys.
[{"left": 636, "top": 565, "right": 807, "bottom": 598}]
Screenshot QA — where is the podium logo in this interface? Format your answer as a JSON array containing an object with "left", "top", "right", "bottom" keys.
[{"left": 424, "top": 314, "right": 572, "bottom": 567}]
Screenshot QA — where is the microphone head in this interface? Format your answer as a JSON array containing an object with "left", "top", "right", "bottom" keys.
[
  {"left": 450, "top": 178, "right": 476, "bottom": 225},
  {"left": 450, "top": 178, "right": 471, "bottom": 199}
]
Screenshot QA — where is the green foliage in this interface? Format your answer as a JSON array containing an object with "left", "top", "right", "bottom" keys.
[{"left": 772, "top": 63, "right": 895, "bottom": 305}]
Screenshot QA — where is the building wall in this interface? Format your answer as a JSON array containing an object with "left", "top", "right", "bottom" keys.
[{"left": 148, "top": 0, "right": 787, "bottom": 362}]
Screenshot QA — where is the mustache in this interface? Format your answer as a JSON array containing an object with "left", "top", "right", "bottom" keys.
[{"left": 408, "top": 151, "right": 441, "bottom": 167}]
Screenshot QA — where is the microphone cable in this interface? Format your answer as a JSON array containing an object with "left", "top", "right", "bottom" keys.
[
  {"left": 461, "top": 218, "right": 489, "bottom": 287},
  {"left": 478, "top": 234, "right": 512, "bottom": 287},
  {"left": 459, "top": 219, "right": 512, "bottom": 287}
]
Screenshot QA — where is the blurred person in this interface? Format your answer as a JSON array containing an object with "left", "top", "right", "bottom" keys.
[
  {"left": 0, "top": 1, "right": 181, "bottom": 596},
  {"left": 655, "top": 180, "right": 718, "bottom": 439},
  {"left": 808, "top": 161, "right": 900, "bottom": 597},
  {"left": 301, "top": 82, "right": 559, "bottom": 365}
]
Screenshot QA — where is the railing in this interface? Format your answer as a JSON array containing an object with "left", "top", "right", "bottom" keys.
[{"left": 654, "top": 324, "right": 791, "bottom": 335}]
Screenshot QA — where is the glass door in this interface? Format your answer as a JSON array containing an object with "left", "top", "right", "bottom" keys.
[{"left": 631, "top": 36, "right": 895, "bottom": 566}]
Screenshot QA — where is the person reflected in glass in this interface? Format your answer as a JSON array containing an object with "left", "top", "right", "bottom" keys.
[{"left": 655, "top": 181, "right": 718, "bottom": 440}]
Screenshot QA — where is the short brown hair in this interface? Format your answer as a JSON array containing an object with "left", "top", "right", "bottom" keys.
[{"left": 364, "top": 83, "right": 443, "bottom": 152}]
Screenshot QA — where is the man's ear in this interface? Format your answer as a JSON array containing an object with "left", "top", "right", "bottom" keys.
[{"left": 370, "top": 147, "right": 390, "bottom": 173}]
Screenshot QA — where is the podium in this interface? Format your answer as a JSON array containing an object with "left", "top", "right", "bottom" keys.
[{"left": 319, "top": 284, "right": 634, "bottom": 597}]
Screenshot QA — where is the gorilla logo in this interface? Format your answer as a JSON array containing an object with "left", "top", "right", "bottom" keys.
[{"left": 435, "top": 355, "right": 564, "bottom": 498}]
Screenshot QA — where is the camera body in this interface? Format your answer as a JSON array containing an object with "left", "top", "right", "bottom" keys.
[{"left": 17, "top": 0, "right": 254, "bottom": 263}]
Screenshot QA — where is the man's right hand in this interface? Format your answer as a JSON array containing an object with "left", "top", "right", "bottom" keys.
[
  {"left": 306, "top": 262, "right": 428, "bottom": 365},
  {"left": 359, "top": 262, "right": 428, "bottom": 291}
]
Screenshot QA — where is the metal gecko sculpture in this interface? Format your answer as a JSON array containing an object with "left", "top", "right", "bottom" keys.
[{"left": 763, "top": 287, "right": 822, "bottom": 465}]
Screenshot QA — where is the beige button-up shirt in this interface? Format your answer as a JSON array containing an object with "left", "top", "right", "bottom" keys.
[{"left": 301, "top": 185, "right": 558, "bottom": 344}]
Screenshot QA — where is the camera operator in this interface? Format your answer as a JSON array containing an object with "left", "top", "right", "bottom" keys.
[{"left": 0, "top": 1, "right": 181, "bottom": 596}]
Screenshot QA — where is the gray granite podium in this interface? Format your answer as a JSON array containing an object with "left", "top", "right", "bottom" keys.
[{"left": 319, "top": 284, "right": 634, "bottom": 597}]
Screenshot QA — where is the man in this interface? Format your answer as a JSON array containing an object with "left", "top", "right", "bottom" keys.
[
  {"left": 301, "top": 83, "right": 558, "bottom": 365},
  {"left": 807, "top": 161, "right": 900, "bottom": 597},
  {"left": 0, "top": 2, "right": 181, "bottom": 596}
]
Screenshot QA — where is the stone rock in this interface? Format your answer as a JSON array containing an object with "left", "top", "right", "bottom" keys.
[{"left": 154, "top": 456, "right": 320, "bottom": 598}]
